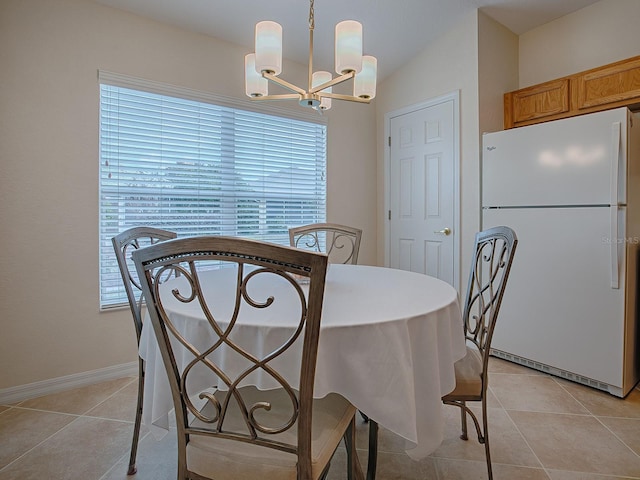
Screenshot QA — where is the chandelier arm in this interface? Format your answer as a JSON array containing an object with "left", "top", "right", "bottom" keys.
[
  {"left": 249, "top": 94, "right": 302, "bottom": 102},
  {"left": 262, "top": 72, "right": 307, "bottom": 95},
  {"left": 318, "top": 92, "right": 371, "bottom": 103},
  {"left": 309, "top": 71, "right": 355, "bottom": 94}
]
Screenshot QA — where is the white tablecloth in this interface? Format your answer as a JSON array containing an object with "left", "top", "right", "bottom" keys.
[{"left": 139, "top": 264, "right": 466, "bottom": 460}]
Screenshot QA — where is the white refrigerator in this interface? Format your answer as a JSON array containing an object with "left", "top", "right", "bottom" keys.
[{"left": 482, "top": 107, "right": 640, "bottom": 397}]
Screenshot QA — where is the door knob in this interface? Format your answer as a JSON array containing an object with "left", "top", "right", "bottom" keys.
[{"left": 434, "top": 227, "right": 451, "bottom": 236}]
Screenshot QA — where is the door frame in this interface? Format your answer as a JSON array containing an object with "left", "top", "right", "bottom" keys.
[{"left": 383, "top": 90, "right": 461, "bottom": 291}]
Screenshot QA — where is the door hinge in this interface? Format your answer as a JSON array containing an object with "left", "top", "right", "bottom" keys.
[
  {"left": 388, "top": 136, "right": 391, "bottom": 147},
  {"left": 388, "top": 210, "right": 391, "bottom": 220}
]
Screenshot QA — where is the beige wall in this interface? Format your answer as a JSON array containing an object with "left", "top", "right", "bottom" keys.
[
  {"left": 519, "top": 0, "right": 640, "bottom": 87},
  {"left": 0, "top": 0, "right": 376, "bottom": 389},
  {"left": 478, "top": 12, "right": 519, "bottom": 134},
  {"left": 374, "top": 10, "right": 480, "bottom": 284}
]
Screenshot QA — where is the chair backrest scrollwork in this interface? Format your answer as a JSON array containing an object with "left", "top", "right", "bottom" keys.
[
  {"left": 132, "top": 236, "right": 329, "bottom": 466},
  {"left": 289, "top": 223, "right": 362, "bottom": 265},
  {"left": 111, "top": 227, "right": 177, "bottom": 342},
  {"left": 463, "top": 226, "right": 518, "bottom": 374}
]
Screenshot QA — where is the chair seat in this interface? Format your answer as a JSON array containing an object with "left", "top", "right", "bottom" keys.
[
  {"left": 443, "top": 345, "right": 483, "bottom": 400},
  {"left": 187, "top": 387, "right": 356, "bottom": 480}
]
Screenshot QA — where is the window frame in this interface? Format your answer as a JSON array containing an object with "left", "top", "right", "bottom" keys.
[{"left": 98, "top": 71, "right": 328, "bottom": 309}]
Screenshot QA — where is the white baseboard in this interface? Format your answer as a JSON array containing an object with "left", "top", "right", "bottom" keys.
[{"left": 0, "top": 362, "right": 139, "bottom": 405}]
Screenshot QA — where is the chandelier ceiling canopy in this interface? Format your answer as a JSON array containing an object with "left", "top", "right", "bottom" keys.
[{"left": 244, "top": 0, "right": 377, "bottom": 111}]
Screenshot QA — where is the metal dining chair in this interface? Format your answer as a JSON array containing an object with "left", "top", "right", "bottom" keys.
[
  {"left": 131, "top": 235, "right": 362, "bottom": 480},
  {"left": 289, "top": 223, "right": 362, "bottom": 265},
  {"left": 290, "top": 222, "right": 375, "bottom": 476},
  {"left": 111, "top": 226, "right": 177, "bottom": 475},
  {"left": 442, "top": 225, "right": 518, "bottom": 480},
  {"left": 363, "top": 226, "right": 517, "bottom": 480}
]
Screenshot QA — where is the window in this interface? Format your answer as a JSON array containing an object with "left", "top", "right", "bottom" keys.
[{"left": 99, "top": 73, "right": 327, "bottom": 308}]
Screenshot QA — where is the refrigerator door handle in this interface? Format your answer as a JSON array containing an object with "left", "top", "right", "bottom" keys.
[
  {"left": 610, "top": 205, "right": 619, "bottom": 289},
  {"left": 610, "top": 122, "right": 621, "bottom": 289},
  {"left": 610, "top": 121, "right": 621, "bottom": 207}
]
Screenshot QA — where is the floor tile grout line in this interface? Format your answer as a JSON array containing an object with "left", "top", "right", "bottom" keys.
[
  {"left": 1, "top": 404, "right": 137, "bottom": 424},
  {"left": 551, "top": 375, "right": 640, "bottom": 461},
  {"left": 77, "top": 413, "right": 136, "bottom": 424},
  {"left": 499, "top": 407, "right": 594, "bottom": 417},
  {"left": 434, "top": 455, "right": 551, "bottom": 475},
  {"left": 0, "top": 414, "right": 85, "bottom": 474},
  {"left": 501, "top": 407, "right": 552, "bottom": 476},
  {"left": 550, "top": 375, "right": 595, "bottom": 412},
  {"left": 486, "top": 379, "right": 550, "bottom": 474},
  {"left": 5, "top": 376, "right": 138, "bottom": 418},
  {"left": 0, "top": 406, "right": 13, "bottom": 416},
  {"left": 487, "top": 375, "right": 553, "bottom": 475},
  {"left": 1, "top": 404, "right": 83, "bottom": 418},
  {"left": 77, "top": 376, "right": 139, "bottom": 417},
  {"left": 593, "top": 414, "right": 640, "bottom": 461}
]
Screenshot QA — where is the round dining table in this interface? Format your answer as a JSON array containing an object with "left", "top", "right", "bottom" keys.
[{"left": 139, "top": 263, "right": 466, "bottom": 460}]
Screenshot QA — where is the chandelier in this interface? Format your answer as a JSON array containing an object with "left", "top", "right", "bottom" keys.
[{"left": 244, "top": 0, "right": 377, "bottom": 111}]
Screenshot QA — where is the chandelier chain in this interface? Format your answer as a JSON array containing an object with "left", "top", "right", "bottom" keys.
[{"left": 309, "top": 0, "right": 315, "bottom": 30}]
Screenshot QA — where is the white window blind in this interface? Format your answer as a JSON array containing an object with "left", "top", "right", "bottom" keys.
[{"left": 99, "top": 75, "right": 327, "bottom": 308}]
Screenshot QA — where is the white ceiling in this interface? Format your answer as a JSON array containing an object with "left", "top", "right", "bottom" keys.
[{"left": 92, "top": 0, "right": 601, "bottom": 80}]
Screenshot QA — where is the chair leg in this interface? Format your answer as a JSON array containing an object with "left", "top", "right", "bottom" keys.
[
  {"left": 481, "top": 401, "right": 493, "bottom": 480},
  {"left": 445, "top": 398, "right": 492, "bottom": 479},
  {"left": 127, "top": 358, "right": 145, "bottom": 475},
  {"left": 344, "top": 417, "right": 357, "bottom": 480},
  {"left": 366, "top": 420, "right": 378, "bottom": 480},
  {"left": 459, "top": 400, "right": 468, "bottom": 441}
]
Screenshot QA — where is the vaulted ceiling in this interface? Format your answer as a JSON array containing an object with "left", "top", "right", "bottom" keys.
[{"left": 92, "top": 0, "right": 601, "bottom": 80}]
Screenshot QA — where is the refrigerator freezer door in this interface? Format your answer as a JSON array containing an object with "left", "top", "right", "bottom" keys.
[
  {"left": 482, "top": 108, "right": 628, "bottom": 208},
  {"left": 483, "top": 206, "right": 626, "bottom": 391}
]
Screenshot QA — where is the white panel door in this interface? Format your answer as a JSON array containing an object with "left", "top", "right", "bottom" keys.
[{"left": 389, "top": 99, "right": 455, "bottom": 284}]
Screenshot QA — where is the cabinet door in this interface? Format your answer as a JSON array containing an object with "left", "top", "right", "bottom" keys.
[
  {"left": 504, "top": 55, "right": 640, "bottom": 130},
  {"left": 575, "top": 56, "right": 640, "bottom": 110},
  {"left": 504, "top": 78, "right": 569, "bottom": 128}
]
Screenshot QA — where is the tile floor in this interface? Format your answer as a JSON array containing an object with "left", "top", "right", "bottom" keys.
[{"left": 2, "top": 358, "right": 640, "bottom": 479}]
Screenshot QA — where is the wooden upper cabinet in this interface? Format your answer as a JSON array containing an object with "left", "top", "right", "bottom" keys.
[
  {"left": 504, "top": 55, "right": 640, "bottom": 129},
  {"left": 504, "top": 79, "right": 569, "bottom": 128},
  {"left": 574, "top": 56, "right": 640, "bottom": 110}
]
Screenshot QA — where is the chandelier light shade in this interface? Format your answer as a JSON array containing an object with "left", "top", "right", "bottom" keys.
[
  {"left": 312, "top": 70, "right": 332, "bottom": 110},
  {"left": 244, "top": 0, "right": 377, "bottom": 111},
  {"left": 354, "top": 55, "right": 377, "bottom": 99},
  {"left": 255, "top": 21, "right": 283, "bottom": 75},
  {"left": 245, "top": 54, "right": 268, "bottom": 97},
  {"left": 335, "top": 21, "right": 363, "bottom": 75}
]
